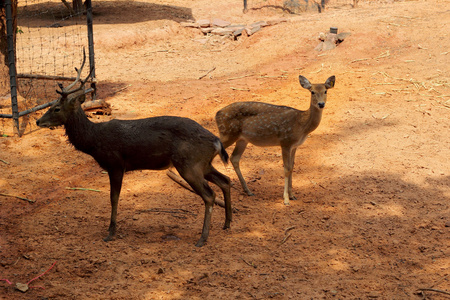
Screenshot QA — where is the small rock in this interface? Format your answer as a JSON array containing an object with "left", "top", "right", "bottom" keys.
[
  {"left": 200, "top": 27, "right": 214, "bottom": 34},
  {"left": 251, "top": 21, "right": 268, "bottom": 27},
  {"left": 314, "top": 42, "right": 324, "bottom": 51},
  {"left": 445, "top": 221, "right": 450, "bottom": 227},
  {"left": 233, "top": 28, "right": 245, "bottom": 37},
  {"left": 197, "top": 19, "right": 211, "bottom": 28},
  {"left": 132, "top": 215, "right": 139, "bottom": 220},
  {"left": 15, "top": 282, "right": 29, "bottom": 293},
  {"left": 351, "top": 265, "right": 360, "bottom": 272},
  {"left": 322, "top": 40, "right": 336, "bottom": 51},
  {"left": 211, "top": 27, "right": 234, "bottom": 36},
  {"left": 318, "top": 32, "right": 326, "bottom": 41},
  {"left": 336, "top": 32, "right": 351, "bottom": 41},
  {"left": 325, "top": 33, "right": 337, "bottom": 43},
  {"left": 157, "top": 267, "right": 164, "bottom": 274},
  {"left": 212, "top": 18, "right": 231, "bottom": 27},
  {"left": 180, "top": 22, "right": 199, "bottom": 28},
  {"left": 368, "top": 291, "right": 381, "bottom": 298},
  {"left": 245, "top": 25, "right": 261, "bottom": 36}
]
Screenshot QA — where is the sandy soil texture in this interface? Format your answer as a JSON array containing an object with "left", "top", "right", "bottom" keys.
[{"left": 1, "top": 0, "right": 449, "bottom": 299}]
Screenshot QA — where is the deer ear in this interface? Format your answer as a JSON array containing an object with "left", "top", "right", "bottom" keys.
[
  {"left": 299, "top": 75, "right": 312, "bottom": 90},
  {"left": 65, "top": 92, "right": 85, "bottom": 108},
  {"left": 78, "top": 93, "right": 86, "bottom": 105},
  {"left": 325, "top": 76, "right": 336, "bottom": 89}
]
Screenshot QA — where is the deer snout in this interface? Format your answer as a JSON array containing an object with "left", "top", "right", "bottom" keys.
[
  {"left": 318, "top": 102, "right": 325, "bottom": 109},
  {"left": 36, "top": 118, "right": 55, "bottom": 130}
]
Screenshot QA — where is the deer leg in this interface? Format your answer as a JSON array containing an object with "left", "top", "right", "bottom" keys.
[
  {"left": 205, "top": 168, "right": 232, "bottom": 229},
  {"left": 231, "top": 139, "right": 254, "bottom": 196},
  {"left": 177, "top": 168, "right": 215, "bottom": 247},
  {"left": 288, "top": 148, "right": 297, "bottom": 201},
  {"left": 104, "top": 169, "right": 124, "bottom": 242},
  {"left": 282, "top": 147, "right": 296, "bottom": 205}
]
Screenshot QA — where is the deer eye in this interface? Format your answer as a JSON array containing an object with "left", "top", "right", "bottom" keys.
[
  {"left": 311, "top": 91, "right": 315, "bottom": 95},
  {"left": 324, "top": 90, "right": 327, "bottom": 94},
  {"left": 54, "top": 107, "right": 61, "bottom": 113}
]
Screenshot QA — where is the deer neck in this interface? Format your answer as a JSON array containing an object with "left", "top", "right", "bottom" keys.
[
  {"left": 64, "top": 106, "right": 97, "bottom": 154},
  {"left": 304, "top": 104, "right": 323, "bottom": 135}
]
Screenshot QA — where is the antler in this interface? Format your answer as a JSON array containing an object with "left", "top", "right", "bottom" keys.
[{"left": 57, "top": 48, "right": 93, "bottom": 96}]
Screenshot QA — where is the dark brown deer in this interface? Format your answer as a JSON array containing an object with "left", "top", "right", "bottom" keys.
[
  {"left": 36, "top": 52, "right": 232, "bottom": 247},
  {"left": 215, "top": 75, "right": 335, "bottom": 205}
]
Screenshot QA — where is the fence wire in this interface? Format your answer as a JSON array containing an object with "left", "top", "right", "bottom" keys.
[
  {"left": 244, "top": 0, "right": 392, "bottom": 13},
  {"left": 0, "top": 0, "right": 93, "bottom": 136}
]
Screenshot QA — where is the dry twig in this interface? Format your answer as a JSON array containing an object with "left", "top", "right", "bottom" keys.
[
  {"left": 230, "top": 87, "right": 250, "bottom": 91},
  {"left": 280, "top": 233, "right": 292, "bottom": 245},
  {"left": 198, "top": 67, "right": 216, "bottom": 80},
  {"left": 417, "top": 288, "right": 450, "bottom": 296},
  {"left": 66, "top": 187, "right": 101, "bottom": 192},
  {"left": 166, "top": 169, "right": 231, "bottom": 209},
  {"left": 167, "top": 169, "right": 195, "bottom": 193},
  {"left": 226, "top": 74, "right": 255, "bottom": 81},
  {"left": 0, "top": 193, "right": 35, "bottom": 203},
  {"left": 284, "top": 226, "right": 296, "bottom": 235},
  {"left": 241, "top": 257, "right": 257, "bottom": 268},
  {"left": 140, "top": 208, "right": 196, "bottom": 215}
]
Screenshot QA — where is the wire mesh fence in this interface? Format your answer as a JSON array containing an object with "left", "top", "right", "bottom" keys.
[
  {"left": 243, "top": 0, "right": 392, "bottom": 13},
  {"left": 243, "top": 0, "right": 352, "bottom": 13},
  {"left": 0, "top": 0, "right": 95, "bottom": 136}
]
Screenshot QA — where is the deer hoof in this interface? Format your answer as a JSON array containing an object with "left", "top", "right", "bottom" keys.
[
  {"left": 103, "top": 234, "right": 114, "bottom": 242},
  {"left": 195, "top": 239, "right": 206, "bottom": 247}
]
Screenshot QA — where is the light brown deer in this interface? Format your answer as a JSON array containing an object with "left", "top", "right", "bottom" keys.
[{"left": 215, "top": 75, "right": 335, "bottom": 205}]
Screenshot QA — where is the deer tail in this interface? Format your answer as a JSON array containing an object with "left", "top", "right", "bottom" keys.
[{"left": 214, "top": 138, "right": 229, "bottom": 165}]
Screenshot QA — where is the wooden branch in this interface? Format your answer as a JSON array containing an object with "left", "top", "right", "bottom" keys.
[
  {"left": 166, "top": 169, "right": 232, "bottom": 210},
  {"left": 81, "top": 99, "right": 110, "bottom": 111},
  {"left": 61, "top": 0, "right": 75, "bottom": 14},
  {"left": 417, "top": 288, "right": 450, "bottom": 296},
  {"left": 17, "top": 73, "right": 94, "bottom": 82},
  {"left": 167, "top": 169, "right": 195, "bottom": 193}
]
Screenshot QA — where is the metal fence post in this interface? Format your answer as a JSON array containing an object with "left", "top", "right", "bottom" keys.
[
  {"left": 85, "top": 0, "right": 96, "bottom": 100},
  {"left": 5, "top": 0, "right": 20, "bottom": 135}
]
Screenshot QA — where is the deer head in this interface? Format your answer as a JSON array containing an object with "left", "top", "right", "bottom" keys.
[
  {"left": 37, "top": 49, "right": 92, "bottom": 129},
  {"left": 299, "top": 75, "right": 335, "bottom": 110}
]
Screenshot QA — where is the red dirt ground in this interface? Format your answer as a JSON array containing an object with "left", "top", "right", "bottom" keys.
[{"left": 1, "top": 0, "right": 449, "bottom": 299}]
